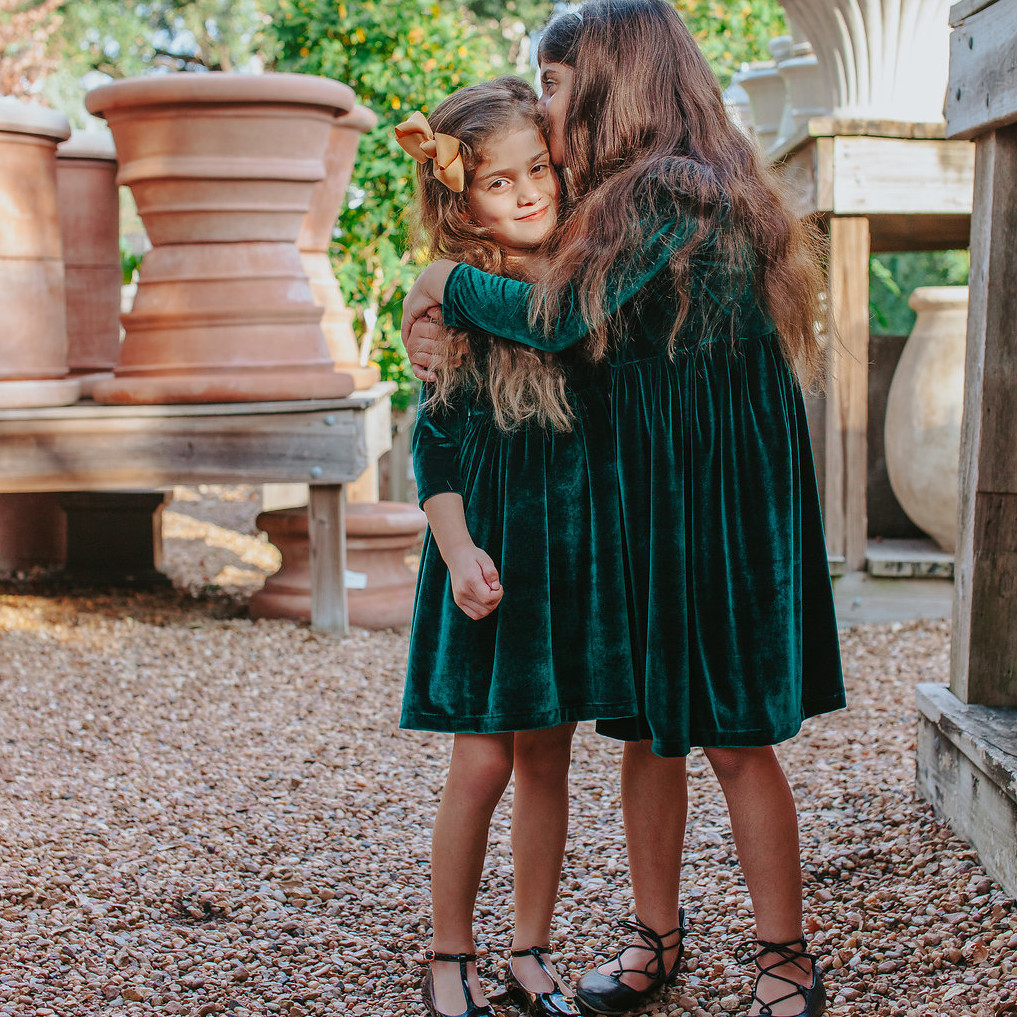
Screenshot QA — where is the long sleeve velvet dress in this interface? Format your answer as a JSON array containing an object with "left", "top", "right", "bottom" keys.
[
  {"left": 401, "top": 350, "right": 639, "bottom": 735},
  {"left": 439, "top": 203, "right": 846, "bottom": 758}
]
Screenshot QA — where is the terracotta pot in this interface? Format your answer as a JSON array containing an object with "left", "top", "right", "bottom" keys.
[
  {"left": 0, "top": 98, "right": 80, "bottom": 408},
  {"left": 56, "top": 130, "right": 121, "bottom": 395},
  {"left": 298, "top": 105, "right": 381, "bottom": 390},
  {"left": 777, "top": 0, "right": 951, "bottom": 122},
  {"left": 251, "top": 500, "right": 426, "bottom": 629},
  {"left": 84, "top": 72, "right": 359, "bottom": 404},
  {"left": 884, "top": 286, "right": 967, "bottom": 553},
  {"left": 0, "top": 493, "right": 66, "bottom": 572}
]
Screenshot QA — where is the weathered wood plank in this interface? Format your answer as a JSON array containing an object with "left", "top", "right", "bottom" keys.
[
  {"left": 950, "top": 0, "right": 999, "bottom": 23},
  {"left": 868, "top": 213, "right": 971, "bottom": 252},
  {"left": 825, "top": 216, "right": 871, "bottom": 570},
  {"left": 946, "top": 0, "right": 1017, "bottom": 139},
  {"left": 831, "top": 136, "right": 975, "bottom": 215},
  {"left": 308, "top": 485, "right": 348, "bottom": 636},
  {"left": 951, "top": 126, "right": 1017, "bottom": 706}
]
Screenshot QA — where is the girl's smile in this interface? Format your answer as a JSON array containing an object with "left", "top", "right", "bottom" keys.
[{"left": 467, "top": 123, "right": 559, "bottom": 258}]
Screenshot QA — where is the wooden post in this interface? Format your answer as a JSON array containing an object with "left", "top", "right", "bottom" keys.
[
  {"left": 825, "top": 215, "right": 871, "bottom": 571},
  {"left": 308, "top": 484, "right": 348, "bottom": 636},
  {"left": 950, "top": 125, "right": 1017, "bottom": 706}
]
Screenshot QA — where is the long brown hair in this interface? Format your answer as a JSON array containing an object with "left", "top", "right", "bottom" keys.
[
  {"left": 413, "top": 77, "right": 573, "bottom": 431},
  {"left": 535, "top": 0, "right": 826, "bottom": 383}
]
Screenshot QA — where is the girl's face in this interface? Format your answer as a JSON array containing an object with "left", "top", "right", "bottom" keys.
[
  {"left": 466, "top": 123, "right": 559, "bottom": 258},
  {"left": 538, "top": 60, "right": 574, "bottom": 165}
]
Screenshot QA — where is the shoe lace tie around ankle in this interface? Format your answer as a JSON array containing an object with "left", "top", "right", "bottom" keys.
[
  {"left": 612, "top": 910, "right": 687, "bottom": 987},
  {"left": 735, "top": 937, "right": 819, "bottom": 1017}
]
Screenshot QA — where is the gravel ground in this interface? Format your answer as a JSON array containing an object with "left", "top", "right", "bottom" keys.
[{"left": 1, "top": 488, "right": 1015, "bottom": 1017}]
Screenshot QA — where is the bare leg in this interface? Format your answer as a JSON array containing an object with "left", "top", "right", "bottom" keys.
[
  {"left": 509, "top": 723, "right": 577, "bottom": 994},
  {"left": 430, "top": 732, "right": 514, "bottom": 1014},
  {"left": 705, "top": 746, "right": 814, "bottom": 1017},
  {"left": 599, "top": 741, "right": 687, "bottom": 989}
]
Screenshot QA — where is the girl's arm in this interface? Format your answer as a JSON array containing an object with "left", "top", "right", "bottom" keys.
[
  {"left": 422, "top": 493, "right": 503, "bottom": 621},
  {"left": 412, "top": 392, "right": 502, "bottom": 620},
  {"left": 401, "top": 216, "right": 690, "bottom": 363}
]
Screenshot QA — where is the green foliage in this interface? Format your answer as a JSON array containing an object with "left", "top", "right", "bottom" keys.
[
  {"left": 675, "top": 0, "right": 787, "bottom": 87},
  {"left": 272, "top": 0, "right": 498, "bottom": 410},
  {"left": 869, "top": 251, "right": 970, "bottom": 335},
  {"left": 42, "top": 0, "right": 279, "bottom": 124}
]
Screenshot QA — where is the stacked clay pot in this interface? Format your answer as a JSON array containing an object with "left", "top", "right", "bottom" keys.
[
  {"left": 0, "top": 97, "right": 79, "bottom": 408},
  {"left": 298, "top": 104, "right": 381, "bottom": 390},
  {"left": 56, "top": 130, "right": 121, "bottom": 396},
  {"left": 251, "top": 501, "right": 426, "bottom": 629},
  {"left": 84, "top": 73, "right": 358, "bottom": 404}
]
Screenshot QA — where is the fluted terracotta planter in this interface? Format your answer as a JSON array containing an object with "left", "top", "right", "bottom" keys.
[
  {"left": 251, "top": 501, "right": 426, "bottom": 629},
  {"left": 84, "top": 73, "right": 358, "bottom": 405},
  {"left": 884, "top": 286, "right": 967, "bottom": 553},
  {"left": 0, "top": 98, "right": 79, "bottom": 409},
  {"left": 298, "top": 104, "right": 381, "bottom": 390},
  {"left": 56, "top": 130, "right": 121, "bottom": 396},
  {"left": 777, "top": 0, "right": 951, "bottom": 122}
]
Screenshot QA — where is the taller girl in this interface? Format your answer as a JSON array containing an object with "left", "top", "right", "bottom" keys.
[{"left": 403, "top": 2, "right": 846, "bottom": 1015}]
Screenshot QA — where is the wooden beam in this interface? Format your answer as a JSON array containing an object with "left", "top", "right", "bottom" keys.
[
  {"left": 831, "top": 137, "right": 974, "bottom": 215},
  {"left": 951, "top": 126, "right": 1017, "bottom": 706},
  {"left": 308, "top": 485, "right": 348, "bottom": 636},
  {"left": 825, "top": 215, "right": 871, "bottom": 571},
  {"left": 946, "top": 0, "right": 1017, "bottom": 139}
]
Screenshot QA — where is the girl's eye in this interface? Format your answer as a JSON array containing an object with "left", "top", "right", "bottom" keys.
[
  {"left": 532, "top": 163, "right": 548, "bottom": 175},
  {"left": 488, "top": 179, "right": 507, "bottom": 190}
]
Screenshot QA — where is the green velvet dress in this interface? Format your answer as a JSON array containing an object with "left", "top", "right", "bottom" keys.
[
  {"left": 401, "top": 351, "right": 639, "bottom": 734},
  {"left": 440, "top": 202, "right": 846, "bottom": 758}
]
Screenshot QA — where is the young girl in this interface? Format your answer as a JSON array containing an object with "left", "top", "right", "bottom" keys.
[
  {"left": 402, "top": 4, "right": 846, "bottom": 1017},
  {"left": 397, "top": 78, "right": 637, "bottom": 1017}
]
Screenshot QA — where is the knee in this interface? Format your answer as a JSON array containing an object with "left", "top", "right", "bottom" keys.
[
  {"left": 449, "top": 737, "right": 514, "bottom": 804},
  {"left": 513, "top": 724, "right": 575, "bottom": 784},
  {"left": 704, "top": 745, "right": 777, "bottom": 785}
]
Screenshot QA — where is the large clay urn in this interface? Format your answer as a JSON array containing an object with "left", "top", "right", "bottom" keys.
[
  {"left": 84, "top": 73, "right": 358, "bottom": 404},
  {"left": 251, "top": 501, "right": 426, "bottom": 629},
  {"left": 884, "top": 286, "right": 967, "bottom": 553},
  {"left": 734, "top": 61, "right": 786, "bottom": 154},
  {"left": 0, "top": 98, "right": 80, "bottom": 409},
  {"left": 777, "top": 0, "right": 951, "bottom": 122},
  {"left": 56, "top": 130, "right": 121, "bottom": 396},
  {"left": 298, "top": 104, "right": 381, "bottom": 390}
]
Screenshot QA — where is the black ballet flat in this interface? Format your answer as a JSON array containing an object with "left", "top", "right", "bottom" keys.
[
  {"left": 574, "top": 911, "right": 686, "bottom": 1016},
  {"left": 422, "top": 949, "right": 496, "bottom": 1017},
  {"left": 503, "top": 946, "right": 581, "bottom": 1016},
  {"left": 737, "top": 937, "right": 826, "bottom": 1017}
]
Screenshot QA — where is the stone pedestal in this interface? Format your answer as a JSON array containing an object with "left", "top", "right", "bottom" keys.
[
  {"left": 56, "top": 130, "right": 122, "bottom": 396},
  {"left": 0, "top": 98, "right": 80, "bottom": 409},
  {"left": 84, "top": 72, "right": 357, "bottom": 405},
  {"left": 251, "top": 500, "right": 425, "bottom": 629},
  {"left": 57, "top": 491, "right": 170, "bottom": 587}
]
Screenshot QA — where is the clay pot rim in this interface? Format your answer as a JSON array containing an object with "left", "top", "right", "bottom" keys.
[
  {"left": 85, "top": 72, "right": 355, "bottom": 118},
  {"left": 57, "top": 129, "right": 117, "bottom": 161},
  {"left": 907, "top": 285, "right": 969, "bottom": 312},
  {"left": 338, "top": 104, "right": 379, "bottom": 134},
  {"left": 0, "top": 98, "right": 71, "bottom": 142}
]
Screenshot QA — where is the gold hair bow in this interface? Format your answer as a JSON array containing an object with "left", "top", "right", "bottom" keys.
[{"left": 394, "top": 111, "right": 465, "bottom": 193}]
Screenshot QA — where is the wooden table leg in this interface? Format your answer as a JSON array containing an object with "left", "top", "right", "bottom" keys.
[
  {"left": 826, "top": 214, "right": 871, "bottom": 572},
  {"left": 308, "top": 484, "right": 348, "bottom": 636}
]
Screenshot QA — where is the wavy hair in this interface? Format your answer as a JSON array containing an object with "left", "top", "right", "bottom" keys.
[
  {"left": 412, "top": 77, "right": 573, "bottom": 431},
  {"left": 535, "top": 0, "right": 827, "bottom": 383}
]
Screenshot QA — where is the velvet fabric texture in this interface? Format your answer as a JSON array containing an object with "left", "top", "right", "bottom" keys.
[
  {"left": 401, "top": 355, "right": 638, "bottom": 734},
  {"left": 442, "top": 203, "right": 846, "bottom": 758}
]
